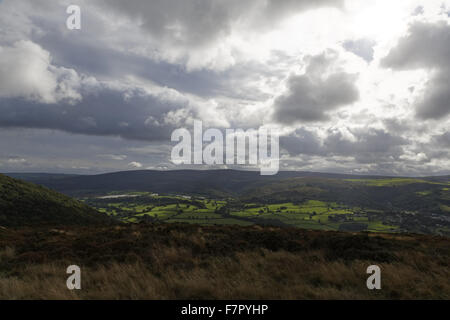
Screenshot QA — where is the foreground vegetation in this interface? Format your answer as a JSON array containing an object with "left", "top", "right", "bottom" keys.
[{"left": 0, "top": 223, "right": 448, "bottom": 299}]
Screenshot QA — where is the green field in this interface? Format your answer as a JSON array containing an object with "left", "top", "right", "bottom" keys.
[
  {"left": 84, "top": 193, "right": 399, "bottom": 233},
  {"left": 345, "top": 178, "right": 432, "bottom": 186},
  {"left": 230, "top": 200, "right": 396, "bottom": 232}
]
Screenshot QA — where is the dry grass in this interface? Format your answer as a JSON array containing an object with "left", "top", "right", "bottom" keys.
[
  {"left": 0, "top": 247, "right": 15, "bottom": 260},
  {"left": 0, "top": 224, "right": 448, "bottom": 299}
]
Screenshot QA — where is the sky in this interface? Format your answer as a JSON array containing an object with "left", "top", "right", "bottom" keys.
[{"left": 0, "top": 0, "right": 449, "bottom": 176}]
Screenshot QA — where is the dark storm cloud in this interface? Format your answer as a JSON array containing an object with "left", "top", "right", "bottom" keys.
[
  {"left": 381, "top": 21, "right": 450, "bottom": 69},
  {"left": 35, "top": 29, "right": 233, "bottom": 99},
  {"left": 274, "top": 51, "right": 359, "bottom": 124},
  {"left": 0, "top": 86, "right": 192, "bottom": 142},
  {"left": 323, "top": 128, "right": 408, "bottom": 163},
  {"left": 415, "top": 71, "right": 450, "bottom": 119},
  {"left": 281, "top": 127, "right": 408, "bottom": 164},
  {"left": 433, "top": 131, "right": 450, "bottom": 148},
  {"left": 382, "top": 118, "right": 411, "bottom": 135},
  {"left": 280, "top": 128, "right": 324, "bottom": 156},
  {"left": 0, "top": 128, "right": 171, "bottom": 174},
  {"left": 28, "top": 4, "right": 277, "bottom": 102},
  {"left": 382, "top": 21, "right": 450, "bottom": 119},
  {"left": 97, "top": 0, "right": 343, "bottom": 48},
  {"left": 274, "top": 72, "right": 359, "bottom": 123}
]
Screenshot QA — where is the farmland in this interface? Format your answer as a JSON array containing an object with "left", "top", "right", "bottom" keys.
[
  {"left": 84, "top": 193, "right": 399, "bottom": 233},
  {"left": 9, "top": 171, "right": 450, "bottom": 236}
]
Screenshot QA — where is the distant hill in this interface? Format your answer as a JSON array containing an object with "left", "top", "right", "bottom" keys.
[
  {"left": 3, "top": 170, "right": 396, "bottom": 197},
  {"left": 5, "top": 173, "right": 79, "bottom": 184},
  {"left": 0, "top": 174, "right": 111, "bottom": 227},
  {"left": 241, "top": 175, "right": 450, "bottom": 211}
]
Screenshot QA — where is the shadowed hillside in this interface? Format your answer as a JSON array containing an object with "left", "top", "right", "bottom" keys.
[
  {"left": 0, "top": 174, "right": 111, "bottom": 227},
  {"left": 6, "top": 170, "right": 390, "bottom": 197}
]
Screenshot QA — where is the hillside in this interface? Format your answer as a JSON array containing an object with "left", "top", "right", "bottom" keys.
[
  {"left": 241, "top": 176, "right": 450, "bottom": 211},
  {"left": 5, "top": 170, "right": 312, "bottom": 197},
  {"left": 5, "top": 173, "right": 79, "bottom": 184},
  {"left": 4, "top": 170, "right": 433, "bottom": 197},
  {"left": 0, "top": 174, "right": 111, "bottom": 227}
]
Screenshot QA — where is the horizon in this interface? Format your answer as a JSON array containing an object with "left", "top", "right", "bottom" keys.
[{"left": 3, "top": 168, "right": 450, "bottom": 179}]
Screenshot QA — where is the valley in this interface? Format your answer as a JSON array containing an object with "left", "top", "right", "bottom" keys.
[{"left": 64, "top": 171, "right": 450, "bottom": 236}]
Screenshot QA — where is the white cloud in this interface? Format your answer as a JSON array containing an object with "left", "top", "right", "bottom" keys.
[
  {"left": 0, "top": 41, "right": 82, "bottom": 103},
  {"left": 7, "top": 158, "right": 27, "bottom": 164},
  {"left": 98, "top": 154, "right": 127, "bottom": 161},
  {"left": 128, "top": 161, "right": 143, "bottom": 168}
]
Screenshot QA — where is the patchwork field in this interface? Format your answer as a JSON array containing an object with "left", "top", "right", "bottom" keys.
[
  {"left": 10, "top": 171, "right": 450, "bottom": 236},
  {"left": 84, "top": 193, "right": 399, "bottom": 233},
  {"left": 344, "top": 177, "right": 450, "bottom": 187}
]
